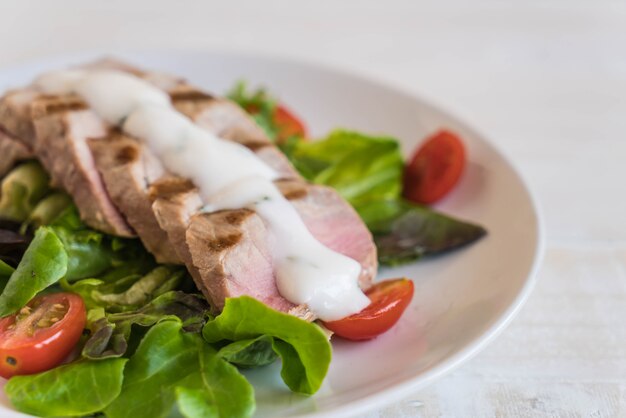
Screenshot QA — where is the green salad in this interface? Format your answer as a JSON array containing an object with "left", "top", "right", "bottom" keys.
[{"left": 0, "top": 82, "right": 485, "bottom": 418}]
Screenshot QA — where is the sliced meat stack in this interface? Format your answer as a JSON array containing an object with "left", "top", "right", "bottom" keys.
[{"left": 0, "top": 59, "right": 378, "bottom": 317}]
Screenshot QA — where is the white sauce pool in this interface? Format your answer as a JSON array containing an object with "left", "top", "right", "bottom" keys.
[{"left": 35, "top": 69, "right": 370, "bottom": 321}]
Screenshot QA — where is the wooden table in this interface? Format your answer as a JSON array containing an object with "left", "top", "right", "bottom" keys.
[{"left": 1, "top": 1, "right": 624, "bottom": 416}]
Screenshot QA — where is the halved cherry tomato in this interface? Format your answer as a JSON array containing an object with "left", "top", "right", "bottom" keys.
[
  {"left": 0, "top": 292, "right": 86, "bottom": 379},
  {"left": 403, "top": 130, "right": 466, "bottom": 204},
  {"left": 273, "top": 105, "right": 307, "bottom": 142},
  {"left": 323, "top": 278, "right": 414, "bottom": 341}
]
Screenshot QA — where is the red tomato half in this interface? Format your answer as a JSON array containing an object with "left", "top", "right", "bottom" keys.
[
  {"left": 403, "top": 130, "right": 466, "bottom": 204},
  {"left": 273, "top": 105, "right": 307, "bottom": 142},
  {"left": 323, "top": 278, "right": 414, "bottom": 341},
  {"left": 0, "top": 293, "right": 86, "bottom": 379}
]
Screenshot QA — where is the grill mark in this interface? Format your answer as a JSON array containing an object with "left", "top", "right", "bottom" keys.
[
  {"left": 31, "top": 95, "right": 90, "bottom": 119},
  {"left": 206, "top": 232, "right": 242, "bottom": 252},
  {"left": 149, "top": 177, "right": 196, "bottom": 200},
  {"left": 283, "top": 188, "right": 308, "bottom": 200},
  {"left": 116, "top": 145, "right": 140, "bottom": 164},
  {"left": 40, "top": 101, "right": 89, "bottom": 115},
  {"left": 242, "top": 140, "right": 271, "bottom": 152},
  {"left": 221, "top": 209, "right": 254, "bottom": 226},
  {"left": 38, "top": 94, "right": 62, "bottom": 100},
  {"left": 275, "top": 179, "right": 309, "bottom": 201},
  {"left": 170, "top": 90, "right": 215, "bottom": 103}
]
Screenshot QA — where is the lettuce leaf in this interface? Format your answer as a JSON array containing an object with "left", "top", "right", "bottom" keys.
[
  {"left": 82, "top": 291, "right": 210, "bottom": 359},
  {"left": 0, "top": 227, "right": 67, "bottom": 317},
  {"left": 203, "top": 296, "right": 331, "bottom": 395},
  {"left": 4, "top": 358, "right": 127, "bottom": 417},
  {"left": 91, "top": 266, "right": 185, "bottom": 309},
  {"left": 50, "top": 206, "right": 154, "bottom": 282},
  {"left": 62, "top": 265, "right": 186, "bottom": 312},
  {"left": 283, "top": 130, "right": 404, "bottom": 205},
  {"left": 105, "top": 319, "right": 254, "bottom": 418}
]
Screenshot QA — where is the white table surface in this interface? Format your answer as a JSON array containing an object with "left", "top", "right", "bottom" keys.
[{"left": 1, "top": 1, "right": 625, "bottom": 416}]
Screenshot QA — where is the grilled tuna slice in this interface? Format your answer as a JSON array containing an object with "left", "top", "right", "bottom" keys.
[
  {"left": 0, "top": 130, "right": 33, "bottom": 177},
  {"left": 149, "top": 178, "right": 211, "bottom": 303},
  {"left": 31, "top": 98, "right": 134, "bottom": 237},
  {"left": 88, "top": 132, "right": 181, "bottom": 263}
]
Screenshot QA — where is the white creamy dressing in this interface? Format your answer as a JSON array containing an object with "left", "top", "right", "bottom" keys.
[{"left": 35, "top": 69, "right": 370, "bottom": 321}]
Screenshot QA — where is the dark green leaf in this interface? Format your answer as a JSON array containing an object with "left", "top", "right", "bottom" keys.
[
  {"left": 105, "top": 320, "right": 254, "bottom": 418},
  {"left": 5, "top": 358, "right": 127, "bottom": 417},
  {"left": 0, "top": 227, "right": 67, "bottom": 317},
  {"left": 218, "top": 335, "right": 278, "bottom": 368},
  {"left": 82, "top": 314, "right": 129, "bottom": 360},
  {"left": 203, "top": 296, "right": 331, "bottom": 394},
  {"left": 366, "top": 199, "right": 487, "bottom": 265}
]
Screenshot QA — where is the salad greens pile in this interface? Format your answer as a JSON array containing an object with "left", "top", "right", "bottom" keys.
[
  {"left": 0, "top": 81, "right": 486, "bottom": 418},
  {"left": 0, "top": 162, "right": 331, "bottom": 417}
]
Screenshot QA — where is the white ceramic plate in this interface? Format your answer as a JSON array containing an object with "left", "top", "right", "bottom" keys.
[{"left": 0, "top": 50, "right": 543, "bottom": 418}]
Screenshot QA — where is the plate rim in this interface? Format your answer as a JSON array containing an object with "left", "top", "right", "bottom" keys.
[{"left": 0, "top": 48, "right": 545, "bottom": 418}]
